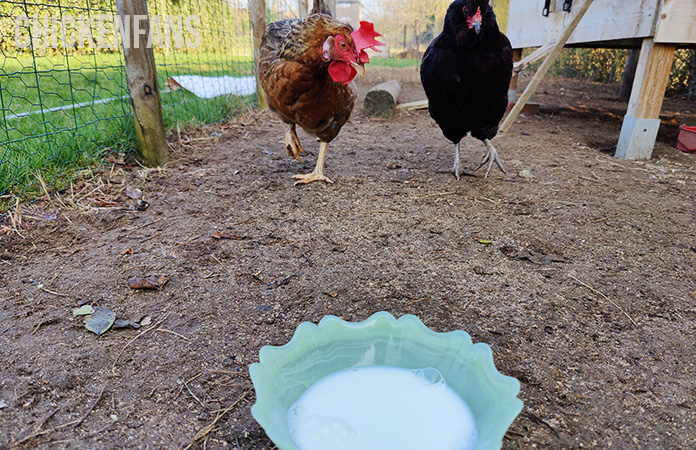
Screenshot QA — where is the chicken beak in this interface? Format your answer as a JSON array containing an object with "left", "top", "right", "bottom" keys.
[
  {"left": 350, "top": 60, "right": 366, "bottom": 78},
  {"left": 473, "top": 21, "right": 481, "bottom": 35}
]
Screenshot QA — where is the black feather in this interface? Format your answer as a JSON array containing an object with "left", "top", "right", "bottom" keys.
[{"left": 420, "top": 0, "right": 513, "bottom": 144}]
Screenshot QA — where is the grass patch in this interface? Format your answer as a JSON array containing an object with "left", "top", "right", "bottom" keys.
[
  {"left": 370, "top": 57, "right": 422, "bottom": 68},
  {"left": 1, "top": 51, "right": 255, "bottom": 210}
]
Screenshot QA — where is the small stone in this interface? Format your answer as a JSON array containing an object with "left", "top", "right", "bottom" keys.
[{"left": 519, "top": 169, "right": 535, "bottom": 179}]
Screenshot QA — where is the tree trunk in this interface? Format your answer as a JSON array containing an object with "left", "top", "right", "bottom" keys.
[{"left": 619, "top": 49, "right": 639, "bottom": 103}]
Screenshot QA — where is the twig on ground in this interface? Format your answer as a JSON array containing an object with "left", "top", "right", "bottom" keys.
[
  {"left": 140, "top": 232, "right": 160, "bottom": 243},
  {"left": 183, "top": 378, "right": 208, "bottom": 410},
  {"left": 74, "top": 382, "right": 107, "bottom": 427},
  {"left": 12, "top": 408, "right": 59, "bottom": 446},
  {"left": 461, "top": 297, "right": 476, "bottom": 311},
  {"left": 155, "top": 328, "right": 190, "bottom": 341},
  {"left": 38, "top": 287, "right": 70, "bottom": 298},
  {"left": 413, "top": 191, "right": 456, "bottom": 199},
  {"left": 32, "top": 321, "right": 44, "bottom": 335},
  {"left": 569, "top": 275, "right": 638, "bottom": 326},
  {"left": 46, "top": 383, "right": 108, "bottom": 432},
  {"left": 206, "top": 369, "right": 249, "bottom": 376},
  {"left": 405, "top": 297, "right": 429, "bottom": 306},
  {"left": 184, "top": 390, "right": 249, "bottom": 450},
  {"left": 112, "top": 313, "right": 171, "bottom": 375},
  {"left": 592, "top": 213, "right": 620, "bottom": 223}
]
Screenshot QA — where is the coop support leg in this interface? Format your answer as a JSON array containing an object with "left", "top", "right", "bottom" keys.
[
  {"left": 615, "top": 117, "right": 661, "bottom": 159},
  {"left": 508, "top": 48, "right": 523, "bottom": 105},
  {"left": 615, "top": 38, "right": 676, "bottom": 159}
]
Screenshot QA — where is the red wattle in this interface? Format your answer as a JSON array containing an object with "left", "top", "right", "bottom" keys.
[{"left": 328, "top": 61, "right": 358, "bottom": 84}]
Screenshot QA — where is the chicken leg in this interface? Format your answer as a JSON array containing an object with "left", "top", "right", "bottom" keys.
[
  {"left": 452, "top": 142, "right": 462, "bottom": 180},
  {"left": 476, "top": 138, "right": 506, "bottom": 178},
  {"left": 285, "top": 124, "right": 306, "bottom": 161},
  {"left": 292, "top": 141, "right": 333, "bottom": 185}
]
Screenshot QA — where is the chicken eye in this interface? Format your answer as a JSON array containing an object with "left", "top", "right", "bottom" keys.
[
  {"left": 462, "top": 6, "right": 468, "bottom": 14},
  {"left": 339, "top": 41, "right": 347, "bottom": 50}
]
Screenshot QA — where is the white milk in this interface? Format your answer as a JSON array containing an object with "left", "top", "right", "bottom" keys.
[{"left": 287, "top": 366, "right": 477, "bottom": 450}]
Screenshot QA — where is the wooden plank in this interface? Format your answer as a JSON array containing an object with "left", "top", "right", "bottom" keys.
[
  {"left": 513, "top": 43, "right": 553, "bottom": 72},
  {"left": 250, "top": 0, "right": 267, "bottom": 109},
  {"left": 507, "top": 0, "right": 659, "bottom": 49},
  {"left": 115, "top": 0, "right": 169, "bottom": 167},
  {"left": 298, "top": 0, "right": 309, "bottom": 18},
  {"left": 626, "top": 38, "right": 676, "bottom": 119},
  {"left": 654, "top": 0, "right": 696, "bottom": 44},
  {"left": 397, "top": 100, "right": 428, "bottom": 111},
  {"left": 500, "top": 0, "right": 595, "bottom": 134}
]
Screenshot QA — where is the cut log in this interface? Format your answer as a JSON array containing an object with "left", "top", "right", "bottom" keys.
[{"left": 364, "top": 80, "right": 401, "bottom": 118}]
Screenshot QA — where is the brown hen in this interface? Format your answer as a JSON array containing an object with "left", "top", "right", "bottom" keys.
[{"left": 259, "top": 0, "right": 382, "bottom": 185}]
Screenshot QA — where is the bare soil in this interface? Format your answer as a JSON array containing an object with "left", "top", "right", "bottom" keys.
[{"left": 1, "top": 68, "right": 695, "bottom": 450}]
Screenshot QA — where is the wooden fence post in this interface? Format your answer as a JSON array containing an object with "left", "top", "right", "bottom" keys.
[
  {"left": 298, "top": 0, "right": 309, "bottom": 18},
  {"left": 250, "top": 0, "right": 268, "bottom": 109},
  {"left": 327, "top": 0, "right": 337, "bottom": 15},
  {"left": 116, "top": 0, "right": 169, "bottom": 167}
]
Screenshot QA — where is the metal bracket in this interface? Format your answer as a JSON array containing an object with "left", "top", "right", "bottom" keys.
[
  {"left": 543, "top": 0, "right": 551, "bottom": 17},
  {"left": 563, "top": 0, "right": 573, "bottom": 12}
]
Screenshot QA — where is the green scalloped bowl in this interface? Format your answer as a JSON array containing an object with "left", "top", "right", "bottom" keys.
[{"left": 249, "top": 311, "right": 523, "bottom": 450}]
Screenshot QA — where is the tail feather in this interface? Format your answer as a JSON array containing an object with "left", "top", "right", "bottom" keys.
[{"left": 311, "top": 0, "right": 332, "bottom": 16}]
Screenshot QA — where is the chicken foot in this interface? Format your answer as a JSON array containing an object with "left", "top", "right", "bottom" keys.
[
  {"left": 292, "top": 141, "right": 333, "bottom": 185},
  {"left": 476, "top": 138, "right": 506, "bottom": 178},
  {"left": 285, "top": 124, "right": 306, "bottom": 161}
]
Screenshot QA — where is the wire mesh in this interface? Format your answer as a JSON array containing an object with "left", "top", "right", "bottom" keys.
[
  {"left": 0, "top": 0, "right": 132, "bottom": 210},
  {"left": 149, "top": 0, "right": 255, "bottom": 129},
  {"left": 0, "top": 0, "right": 255, "bottom": 213}
]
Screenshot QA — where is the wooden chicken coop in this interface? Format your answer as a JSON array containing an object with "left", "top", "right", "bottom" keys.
[{"left": 505, "top": 0, "right": 696, "bottom": 159}]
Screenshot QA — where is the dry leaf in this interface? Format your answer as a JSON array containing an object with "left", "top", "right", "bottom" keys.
[
  {"left": 107, "top": 153, "right": 126, "bottom": 165},
  {"left": 120, "top": 247, "right": 133, "bottom": 255},
  {"left": 83, "top": 306, "right": 117, "bottom": 336},
  {"left": 128, "top": 274, "right": 171, "bottom": 290},
  {"left": 212, "top": 230, "right": 247, "bottom": 240},
  {"left": 88, "top": 197, "right": 120, "bottom": 207}
]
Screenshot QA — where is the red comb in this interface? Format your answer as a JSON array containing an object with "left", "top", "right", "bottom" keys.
[{"left": 351, "top": 21, "right": 384, "bottom": 55}]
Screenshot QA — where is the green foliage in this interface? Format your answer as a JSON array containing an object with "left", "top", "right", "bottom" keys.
[
  {"left": 669, "top": 50, "right": 696, "bottom": 98},
  {"left": 547, "top": 48, "right": 695, "bottom": 98},
  {"left": 551, "top": 48, "right": 625, "bottom": 83}
]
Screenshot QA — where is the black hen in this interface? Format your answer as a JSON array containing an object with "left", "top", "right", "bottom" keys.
[{"left": 420, "top": 0, "right": 513, "bottom": 178}]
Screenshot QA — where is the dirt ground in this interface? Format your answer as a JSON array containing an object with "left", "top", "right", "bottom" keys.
[{"left": 1, "top": 67, "right": 695, "bottom": 450}]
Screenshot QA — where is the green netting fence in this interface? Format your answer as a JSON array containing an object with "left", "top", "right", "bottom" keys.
[{"left": 0, "top": 0, "right": 255, "bottom": 212}]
